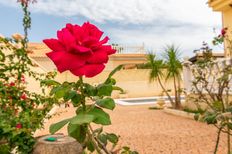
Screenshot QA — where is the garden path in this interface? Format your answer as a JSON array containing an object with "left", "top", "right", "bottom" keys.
[{"left": 37, "top": 105, "right": 229, "bottom": 154}]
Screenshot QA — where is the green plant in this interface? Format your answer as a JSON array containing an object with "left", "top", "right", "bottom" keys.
[
  {"left": 42, "top": 18, "right": 137, "bottom": 154},
  {"left": 147, "top": 53, "right": 175, "bottom": 107},
  {"left": 0, "top": 1, "right": 56, "bottom": 153},
  {"left": 163, "top": 45, "right": 183, "bottom": 109},
  {"left": 192, "top": 28, "right": 232, "bottom": 154}
]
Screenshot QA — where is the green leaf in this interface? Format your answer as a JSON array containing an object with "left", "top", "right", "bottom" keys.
[
  {"left": 96, "top": 98, "right": 115, "bottom": 110},
  {"left": 51, "top": 86, "right": 69, "bottom": 99},
  {"left": 70, "top": 113, "right": 95, "bottom": 125},
  {"left": 71, "top": 93, "right": 82, "bottom": 107},
  {"left": 84, "top": 83, "right": 97, "bottom": 96},
  {"left": 88, "top": 107, "right": 111, "bottom": 125},
  {"left": 107, "top": 64, "right": 124, "bottom": 79},
  {"left": 212, "top": 101, "right": 223, "bottom": 111},
  {"left": 41, "top": 79, "right": 60, "bottom": 86},
  {"left": 203, "top": 113, "right": 217, "bottom": 124},
  {"left": 106, "top": 133, "right": 118, "bottom": 144},
  {"left": 97, "top": 84, "right": 113, "bottom": 96},
  {"left": 112, "top": 86, "right": 123, "bottom": 92},
  {"left": 228, "top": 123, "right": 232, "bottom": 129},
  {"left": 98, "top": 134, "right": 107, "bottom": 145},
  {"left": 93, "top": 127, "right": 103, "bottom": 135},
  {"left": 86, "top": 141, "right": 95, "bottom": 152},
  {"left": 105, "top": 78, "right": 116, "bottom": 85},
  {"left": 68, "top": 123, "right": 86, "bottom": 143},
  {"left": 49, "top": 118, "right": 71, "bottom": 134},
  {"left": 64, "top": 90, "right": 77, "bottom": 102}
]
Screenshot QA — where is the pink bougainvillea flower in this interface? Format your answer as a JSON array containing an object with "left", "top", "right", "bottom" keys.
[
  {"left": 43, "top": 22, "right": 116, "bottom": 78},
  {"left": 16, "top": 123, "right": 22, "bottom": 129},
  {"left": 221, "top": 27, "right": 228, "bottom": 37},
  {"left": 21, "top": 75, "right": 26, "bottom": 83},
  {"left": 20, "top": 93, "right": 27, "bottom": 100},
  {"left": 9, "top": 82, "right": 15, "bottom": 87}
]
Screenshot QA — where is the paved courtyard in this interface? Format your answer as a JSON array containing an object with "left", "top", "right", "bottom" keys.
[{"left": 37, "top": 105, "right": 229, "bottom": 154}]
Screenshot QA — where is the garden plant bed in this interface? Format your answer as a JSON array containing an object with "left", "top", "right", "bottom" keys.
[{"left": 163, "top": 108, "right": 195, "bottom": 120}]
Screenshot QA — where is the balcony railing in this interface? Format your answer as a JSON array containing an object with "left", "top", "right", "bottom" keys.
[{"left": 112, "top": 44, "right": 146, "bottom": 54}]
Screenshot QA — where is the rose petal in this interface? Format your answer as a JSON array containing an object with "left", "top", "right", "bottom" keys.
[
  {"left": 71, "top": 64, "right": 105, "bottom": 77},
  {"left": 72, "top": 45, "right": 92, "bottom": 53},
  {"left": 57, "top": 28, "right": 76, "bottom": 52},
  {"left": 91, "top": 36, "right": 109, "bottom": 49},
  {"left": 72, "top": 25, "right": 84, "bottom": 42},
  {"left": 87, "top": 50, "right": 108, "bottom": 64},
  {"left": 43, "top": 39, "right": 65, "bottom": 52},
  {"left": 66, "top": 23, "right": 74, "bottom": 34},
  {"left": 46, "top": 51, "right": 86, "bottom": 72},
  {"left": 82, "top": 36, "right": 98, "bottom": 47},
  {"left": 98, "top": 45, "right": 116, "bottom": 55},
  {"left": 82, "top": 22, "right": 103, "bottom": 40}
]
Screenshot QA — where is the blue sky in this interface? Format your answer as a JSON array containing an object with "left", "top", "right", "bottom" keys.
[{"left": 0, "top": 0, "right": 222, "bottom": 57}]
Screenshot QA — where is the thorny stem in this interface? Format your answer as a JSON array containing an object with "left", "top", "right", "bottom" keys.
[
  {"left": 86, "top": 127, "right": 103, "bottom": 154},
  {"left": 79, "top": 76, "right": 86, "bottom": 111},
  {"left": 89, "top": 125, "right": 112, "bottom": 154}
]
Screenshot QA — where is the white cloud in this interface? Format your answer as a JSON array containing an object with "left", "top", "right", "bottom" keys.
[
  {"left": 0, "top": 0, "right": 221, "bottom": 26},
  {"left": 0, "top": 0, "right": 222, "bottom": 56},
  {"left": 108, "top": 25, "right": 223, "bottom": 57}
]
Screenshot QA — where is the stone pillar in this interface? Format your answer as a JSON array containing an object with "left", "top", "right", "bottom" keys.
[{"left": 182, "top": 60, "right": 192, "bottom": 94}]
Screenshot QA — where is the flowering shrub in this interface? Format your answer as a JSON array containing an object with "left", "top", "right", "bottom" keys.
[
  {"left": 192, "top": 28, "right": 232, "bottom": 154},
  {"left": 43, "top": 23, "right": 137, "bottom": 153},
  {"left": 0, "top": 1, "right": 56, "bottom": 154}
]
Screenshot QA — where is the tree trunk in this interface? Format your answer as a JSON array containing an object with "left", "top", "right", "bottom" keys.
[
  {"left": 33, "top": 135, "right": 83, "bottom": 154},
  {"left": 157, "top": 76, "right": 175, "bottom": 107},
  {"left": 173, "top": 76, "right": 180, "bottom": 109},
  {"left": 177, "top": 76, "right": 182, "bottom": 108}
]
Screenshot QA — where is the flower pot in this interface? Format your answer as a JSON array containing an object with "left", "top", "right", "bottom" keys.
[
  {"left": 157, "top": 98, "right": 165, "bottom": 108},
  {"left": 33, "top": 135, "right": 82, "bottom": 154}
]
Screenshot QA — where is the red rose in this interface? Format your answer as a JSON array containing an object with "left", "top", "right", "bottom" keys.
[
  {"left": 20, "top": 93, "right": 27, "bottom": 100},
  {"left": 43, "top": 22, "right": 116, "bottom": 77},
  {"left": 16, "top": 123, "right": 22, "bottom": 129},
  {"left": 221, "top": 27, "right": 228, "bottom": 36}
]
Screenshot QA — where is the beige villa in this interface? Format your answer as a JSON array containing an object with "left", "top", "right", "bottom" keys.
[{"left": 209, "top": 0, "right": 232, "bottom": 57}]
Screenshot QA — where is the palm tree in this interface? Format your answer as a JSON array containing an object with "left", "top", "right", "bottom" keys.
[
  {"left": 147, "top": 53, "right": 175, "bottom": 107},
  {"left": 163, "top": 45, "right": 183, "bottom": 109}
]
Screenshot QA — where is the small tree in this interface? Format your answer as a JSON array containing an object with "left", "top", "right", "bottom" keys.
[
  {"left": 163, "top": 45, "right": 183, "bottom": 109},
  {"left": 192, "top": 28, "right": 232, "bottom": 154},
  {"left": 147, "top": 54, "right": 175, "bottom": 107}
]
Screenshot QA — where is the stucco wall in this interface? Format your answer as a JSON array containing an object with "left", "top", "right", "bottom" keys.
[
  {"left": 223, "top": 9, "right": 232, "bottom": 57},
  {"left": 55, "top": 69, "right": 181, "bottom": 98}
]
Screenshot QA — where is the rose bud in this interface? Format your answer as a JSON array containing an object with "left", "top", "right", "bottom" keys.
[
  {"left": 12, "top": 33, "right": 24, "bottom": 41},
  {"left": 20, "top": 93, "right": 27, "bottom": 100},
  {"left": 16, "top": 123, "right": 22, "bottom": 129}
]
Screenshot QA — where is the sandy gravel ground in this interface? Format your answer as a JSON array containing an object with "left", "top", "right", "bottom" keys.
[{"left": 36, "top": 105, "right": 229, "bottom": 154}]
